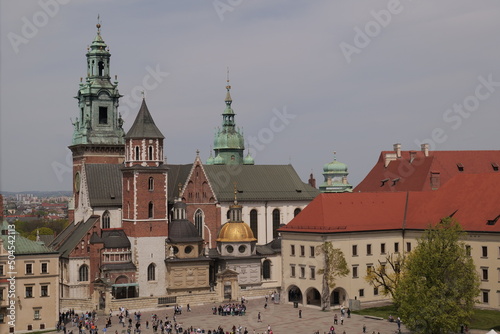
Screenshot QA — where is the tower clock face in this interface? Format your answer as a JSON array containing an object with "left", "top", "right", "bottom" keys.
[{"left": 74, "top": 172, "right": 81, "bottom": 193}]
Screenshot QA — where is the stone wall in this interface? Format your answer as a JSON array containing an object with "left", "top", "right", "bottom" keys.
[{"left": 60, "top": 298, "right": 96, "bottom": 312}]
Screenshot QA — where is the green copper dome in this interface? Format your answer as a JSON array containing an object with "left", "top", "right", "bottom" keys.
[
  {"left": 243, "top": 152, "right": 255, "bottom": 165},
  {"left": 210, "top": 79, "right": 246, "bottom": 165},
  {"left": 206, "top": 152, "right": 215, "bottom": 165},
  {"left": 323, "top": 160, "right": 348, "bottom": 173},
  {"left": 214, "top": 154, "right": 225, "bottom": 165}
]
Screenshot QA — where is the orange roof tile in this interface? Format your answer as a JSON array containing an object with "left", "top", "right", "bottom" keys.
[
  {"left": 281, "top": 173, "right": 500, "bottom": 234},
  {"left": 354, "top": 150, "right": 500, "bottom": 192}
]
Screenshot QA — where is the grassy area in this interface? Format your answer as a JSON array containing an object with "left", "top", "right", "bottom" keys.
[{"left": 352, "top": 306, "right": 500, "bottom": 331}]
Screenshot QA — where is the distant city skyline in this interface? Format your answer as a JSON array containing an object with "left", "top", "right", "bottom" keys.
[{"left": 1, "top": 1, "right": 500, "bottom": 192}]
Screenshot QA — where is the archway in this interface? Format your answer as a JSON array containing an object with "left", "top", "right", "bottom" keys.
[
  {"left": 305, "top": 287, "right": 321, "bottom": 306},
  {"left": 287, "top": 285, "right": 303, "bottom": 304},
  {"left": 330, "top": 287, "right": 348, "bottom": 306}
]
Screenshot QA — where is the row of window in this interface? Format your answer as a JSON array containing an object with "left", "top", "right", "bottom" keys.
[
  {"left": 290, "top": 245, "right": 315, "bottom": 258},
  {"left": 0, "top": 262, "right": 49, "bottom": 276},
  {"left": 352, "top": 242, "right": 410, "bottom": 256},
  {"left": 2, "top": 284, "right": 52, "bottom": 299},
  {"left": 130, "top": 145, "right": 161, "bottom": 161},
  {"left": 290, "top": 264, "right": 316, "bottom": 280}
]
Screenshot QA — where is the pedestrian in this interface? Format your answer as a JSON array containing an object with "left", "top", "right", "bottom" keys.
[
  {"left": 334, "top": 314, "right": 338, "bottom": 324},
  {"left": 347, "top": 308, "right": 351, "bottom": 318},
  {"left": 257, "top": 312, "right": 262, "bottom": 322},
  {"left": 299, "top": 309, "right": 302, "bottom": 318},
  {"left": 363, "top": 324, "right": 366, "bottom": 333},
  {"left": 340, "top": 315, "right": 344, "bottom": 325}
]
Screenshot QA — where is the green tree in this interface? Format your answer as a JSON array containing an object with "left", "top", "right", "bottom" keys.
[
  {"left": 27, "top": 227, "right": 55, "bottom": 241},
  {"left": 316, "top": 242, "right": 349, "bottom": 311},
  {"left": 395, "top": 218, "right": 480, "bottom": 334},
  {"left": 365, "top": 252, "right": 405, "bottom": 301}
]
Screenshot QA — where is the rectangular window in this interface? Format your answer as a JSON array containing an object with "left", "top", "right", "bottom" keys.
[
  {"left": 352, "top": 245, "right": 358, "bottom": 256},
  {"left": 359, "top": 289, "right": 364, "bottom": 297},
  {"left": 26, "top": 263, "right": 33, "bottom": 275},
  {"left": 300, "top": 266, "right": 305, "bottom": 279},
  {"left": 41, "top": 285, "right": 48, "bottom": 297},
  {"left": 352, "top": 266, "right": 358, "bottom": 278},
  {"left": 367, "top": 244, "right": 372, "bottom": 255},
  {"left": 290, "top": 265, "right": 296, "bottom": 277},
  {"left": 482, "top": 246, "right": 488, "bottom": 258},
  {"left": 482, "top": 291, "right": 489, "bottom": 303},
  {"left": 310, "top": 246, "right": 315, "bottom": 257},
  {"left": 26, "top": 286, "right": 33, "bottom": 298},
  {"left": 394, "top": 242, "right": 400, "bottom": 253},
  {"left": 381, "top": 243, "right": 386, "bottom": 254},
  {"left": 41, "top": 263, "right": 48, "bottom": 274},
  {"left": 310, "top": 267, "right": 316, "bottom": 280},
  {"left": 0, "top": 288, "right": 4, "bottom": 300},
  {"left": 482, "top": 268, "right": 489, "bottom": 281},
  {"left": 466, "top": 245, "right": 471, "bottom": 256},
  {"left": 374, "top": 287, "right": 379, "bottom": 296},
  {"left": 0, "top": 264, "right": 4, "bottom": 276},
  {"left": 291, "top": 245, "right": 295, "bottom": 256},
  {"left": 406, "top": 242, "right": 412, "bottom": 252},
  {"left": 367, "top": 264, "right": 373, "bottom": 275},
  {"left": 34, "top": 309, "right": 41, "bottom": 320},
  {"left": 99, "top": 106, "right": 108, "bottom": 124},
  {"left": 300, "top": 245, "right": 305, "bottom": 257}
]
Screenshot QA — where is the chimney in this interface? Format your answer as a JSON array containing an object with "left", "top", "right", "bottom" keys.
[
  {"left": 308, "top": 173, "right": 316, "bottom": 188},
  {"left": 421, "top": 143, "right": 429, "bottom": 157},
  {"left": 393, "top": 143, "right": 402, "bottom": 158},
  {"left": 409, "top": 151, "right": 417, "bottom": 164},
  {"left": 430, "top": 171, "right": 440, "bottom": 190}
]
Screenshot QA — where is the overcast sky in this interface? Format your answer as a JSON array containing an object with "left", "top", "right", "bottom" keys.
[{"left": 1, "top": 1, "right": 500, "bottom": 192}]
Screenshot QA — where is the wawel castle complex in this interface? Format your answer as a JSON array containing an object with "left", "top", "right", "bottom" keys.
[{"left": 1, "top": 24, "right": 499, "bottom": 333}]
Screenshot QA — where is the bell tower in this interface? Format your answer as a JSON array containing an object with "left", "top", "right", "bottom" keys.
[{"left": 69, "top": 22, "right": 126, "bottom": 212}]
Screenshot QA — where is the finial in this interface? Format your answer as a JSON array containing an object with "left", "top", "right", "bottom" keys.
[
  {"left": 333, "top": 151, "right": 337, "bottom": 161},
  {"left": 141, "top": 90, "right": 145, "bottom": 99},
  {"left": 96, "top": 14, "right": 101, "bottom": 34},
  {"left": 226, "top": 67, "right": 231, "bottom": 90},
  {"left": 196, "top": 149, "right": 200, "bottom": 156},
  {"left": 178, "top": 183, "right": 182, "bottom": 197},
  {"left": 233, "top": 182, "right": 238, "bottom": 205}
]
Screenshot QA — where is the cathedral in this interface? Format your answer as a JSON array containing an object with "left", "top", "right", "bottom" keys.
[{"left": 50, "top": 23, "right": 318, "bottom": 311}]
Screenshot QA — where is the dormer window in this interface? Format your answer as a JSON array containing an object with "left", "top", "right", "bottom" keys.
[
  {"left": 457, "top": 163, "right": 464, "bottom": 172},
  {"left": 492, "top": 162, "right": 499, "bottom": 171}
]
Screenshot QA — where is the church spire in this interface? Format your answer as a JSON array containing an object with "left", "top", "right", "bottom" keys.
[
  {"left": 210, "top": 73, "right": 246, "bottom": 165},
  {"left": 71, "top": 20, "right": 124, "bottom": 146}
]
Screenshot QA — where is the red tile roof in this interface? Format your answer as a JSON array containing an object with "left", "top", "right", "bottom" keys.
[
  {"left": 281, "top": 173, "right": 500, "bottom": 234},
  {"left": 354, "top": 150, "right": 500, "bottom": 192}
]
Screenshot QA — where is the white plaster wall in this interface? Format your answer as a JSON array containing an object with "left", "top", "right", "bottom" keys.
[
  {"left": 93, "top": 207, "right": 122, "bottom": 228},
  {"left": 131, "top": 236, "right": 167, "bottom": 297},
  {"left": 219, "top": 200, "right": 310, "bottom": 244}
]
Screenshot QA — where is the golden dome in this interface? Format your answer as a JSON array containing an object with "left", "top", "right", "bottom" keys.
[{"left": 217, "top": 222, "right": 256, "bottom": 242}]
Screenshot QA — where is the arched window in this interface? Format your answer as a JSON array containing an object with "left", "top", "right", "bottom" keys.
[
  {"left": 79, "top": 264, "right": 89, "bottom": 282},
  {"left": 102, "top": 210, "right": 110, "bottom": 229},
  {"left": 98, "top": 61, "right": 104, "bottom": 76},
  {"left": 250, "top": 209, "right": 258, "bottom": 239},
  {"left": 272, "top": 209, "right": 281, "bottom": 238},
  {"left": 147, "top": 263, "right": 156, "bottom": 281},
  {"left": 148, "top": 146, "right": 153, "bottom": 160},
  {"left": 135, "top": 146, "right": 140, "bottom": 160},
  {"left": 294, "top": 208, "right": 302, "bottom": 217},
  {"left": 226, "top": 210, "right": 231, "bottom": 220},
  {"left": 263, "top": 259, "right": 271, "bottom": 279},
  {"left": 148, "top": 177, "right": 154, "bottom": 191},
  {"left": 148, "top": 201, "right": 154, "bottom": 219},
  {"left": 195, "top": 209, "right": 203, "bottom": 237}
]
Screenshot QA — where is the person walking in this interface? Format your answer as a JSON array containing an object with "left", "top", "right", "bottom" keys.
[{"left": 299, "top": 309, "right": 302, "bottom": 318}]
